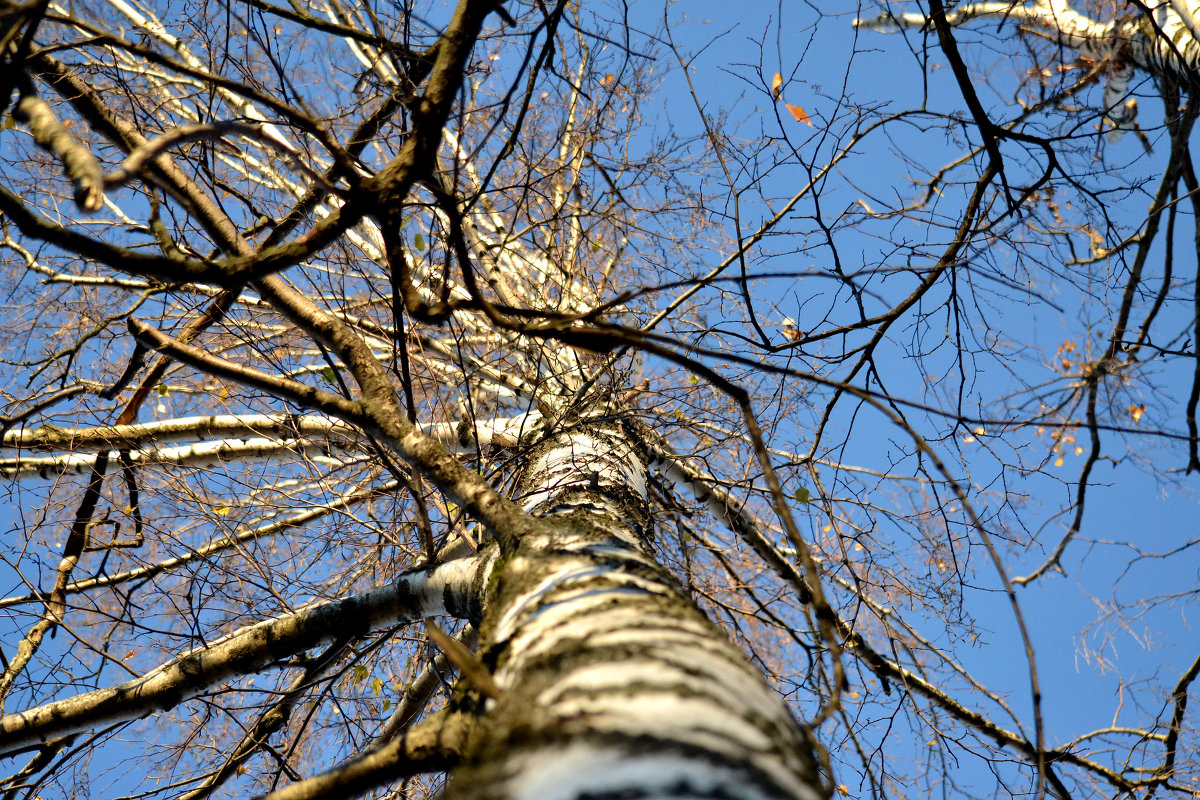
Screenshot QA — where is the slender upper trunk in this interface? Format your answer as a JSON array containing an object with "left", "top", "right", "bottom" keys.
[{"left": 443, "top": 418, "right": 827, "bottom": 800}]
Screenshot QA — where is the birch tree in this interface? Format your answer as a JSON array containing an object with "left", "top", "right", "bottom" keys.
[{"left": 0, "top": 1, "right": 1198, "bottom": 799}]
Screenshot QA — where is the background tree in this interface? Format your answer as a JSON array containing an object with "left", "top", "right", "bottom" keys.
[{"left": 0, "top": 1, "right": 1197, "bottom": 799}]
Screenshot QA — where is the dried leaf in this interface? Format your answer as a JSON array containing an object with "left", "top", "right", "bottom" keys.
[
  {"left": 425, "top": 617, "right": 501, "bottom": 700},
  {"left": 771, "top": 72, "right": 783, "bottom": 100},
  {"left": 785, "top": 103, "right": 812, "bottom": 126}
]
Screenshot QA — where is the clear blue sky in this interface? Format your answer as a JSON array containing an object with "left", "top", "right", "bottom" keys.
[
  {"left": 654, "top": 1, "right": 1200, "bottom": 795},
  {"left": 2, "top": 2, "right": 1197, "bottom": 798}
]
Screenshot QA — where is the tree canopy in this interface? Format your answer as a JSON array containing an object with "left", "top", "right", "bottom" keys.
[{"left": 0, "top": 1, "right": 1198, "bottom": 799}]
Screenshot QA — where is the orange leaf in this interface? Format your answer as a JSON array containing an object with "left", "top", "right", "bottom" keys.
[
  {"left": 771, "top": 72, "right": 783, "bottom": 100},
  {"left": 600, "top": 73, "right": 615, "bottom": 86},
  {"left": 785, "top": 103, "right": 812, "bottom": 126}
]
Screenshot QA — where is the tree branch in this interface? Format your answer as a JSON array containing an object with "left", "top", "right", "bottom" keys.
[
  {"left": 258, "top": 710, "right": 474, "bottom": 800},
  {"left": 0, "top": 552, "right": 495, "bottom": 756}
]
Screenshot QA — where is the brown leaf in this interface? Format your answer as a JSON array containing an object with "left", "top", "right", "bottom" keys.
[
  {"left": 785, "top": 103, "right": 812, "bottom": 126},
  {"left": 425, "top": 617, "right": 501, "bottom": 700},
  {"left": 771, "top": 72, "right": 783, "bottom": 100}
]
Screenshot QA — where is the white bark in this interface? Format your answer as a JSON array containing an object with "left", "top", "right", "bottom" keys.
[
  {"left": 0, "top": 437, "right": 354, "bottom": 479},
  {"left": 2, "top": 414, "right": 359, "bottom": 450},
  {"left": 858, "top": 1, "right": 1200, "bottom": 74},
  {"left": 0, "top": 412, "right": 543, "bottom": 478},
  {"left": 856, "top": 1, "right": 1200, "bottom": 138},
  {"left": 442, "top": 421, "right": 826, "bottom": 800},
  {"left": 0, "top": 550, "right": 495, "bottom": 756}
]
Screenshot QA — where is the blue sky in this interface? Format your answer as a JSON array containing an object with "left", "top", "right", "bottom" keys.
[
  {"left": 648, "top": 1, "right": 1200, "bottom": 795},
  {"left": 1, "top": 1, "right": 1198, "bottom": 798}
]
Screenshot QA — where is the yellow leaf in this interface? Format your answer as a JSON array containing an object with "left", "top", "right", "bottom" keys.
[
  {"left": 849, "top": 690, "right": 860, "bottom": 699},
  {"left": 785, "top": 103, "right": 812, "bottom": 126},
  {"left": 214, "top": 504, "right": 230, "bottom": 517},
  {"left": 853, "top": 543, "right": 863, "bottom": 551},
  {"left": 1054, "top": 456, "right": 1064, "bottom": 467},
  {"left": 1129, "top": 404, "right": 1145, "bottom": 422},
  {"left": 771, "top": 72, "right": 783, "bottom": 100}
]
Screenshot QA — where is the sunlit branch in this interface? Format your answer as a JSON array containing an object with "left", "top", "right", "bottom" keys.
[
  {"left": 0, "top": 479, "right": 404, "bottom": 610},
  {"left": 0, "top": 438, "right": 355, "bottom": 479},
  {"left": 259, "top": 710, "right": 473, "bottom": 800},
  {"left": 368, "top": 625, "right": 478, "bottom": 749},
  {"left": 12, "top": 93, "right": 104, "bottom": 212},
  {"left": 0, "top": 551, "right": 495, "bottom": 756},
  {"left": 175, "top": 639, "right": 350, "bottom": 800}
]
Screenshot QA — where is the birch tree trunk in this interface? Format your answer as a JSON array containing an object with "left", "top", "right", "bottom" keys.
[
  {"left": 6, "top": 0, "right": 1198, "bottom": 798},
  {"left": 0, "top": 2, "right": 832, "bottom": 797},
  {"left": 442, "top": 421, "right": 824, "bottom": 800}
]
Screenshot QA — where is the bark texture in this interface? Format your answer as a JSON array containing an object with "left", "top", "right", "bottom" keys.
[{"left": 443, "top": 419, "right": 827, "bottom": 800}]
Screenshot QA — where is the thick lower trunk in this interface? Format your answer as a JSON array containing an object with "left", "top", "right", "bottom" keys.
[{"left": 444, "top": 421, "right": 826, "bottom": 800}]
